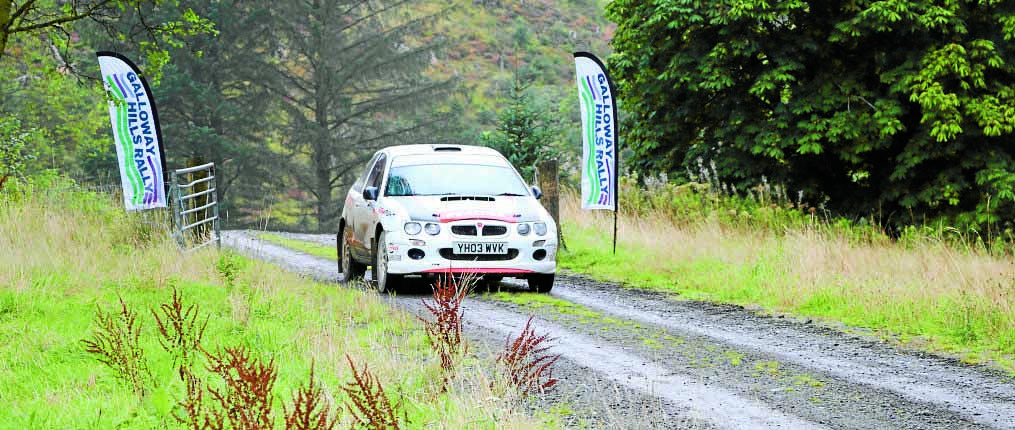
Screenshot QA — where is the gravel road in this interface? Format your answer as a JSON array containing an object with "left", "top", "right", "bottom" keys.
[{"left": 224, "top": 230, "right": 1015, "bottom": 429}]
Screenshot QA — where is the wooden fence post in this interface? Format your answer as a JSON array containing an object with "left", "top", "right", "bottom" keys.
[{"left": 536, "top": 159, "right": 566, "bottom": 251}]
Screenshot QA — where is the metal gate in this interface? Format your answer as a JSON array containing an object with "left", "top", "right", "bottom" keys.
[{"left": 170, "top": 162, "right": 221, "bottom": 250}]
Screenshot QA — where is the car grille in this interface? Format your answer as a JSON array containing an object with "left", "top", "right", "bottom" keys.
[
  {"left": 482, "top": 225, "right": 507, "bottom": 236},
  {"left": 451, "top": 225, "right": 477, "bottom": 236},
  {"left": 439, "top": 249, "right": 519, "bottom": 261},
  {"left": 451, "top": 225, "right": 508, "bottom": 236}
]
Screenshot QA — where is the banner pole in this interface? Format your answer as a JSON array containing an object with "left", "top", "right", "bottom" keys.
[
  {"left": 573, "top": 51, "right": 619, "bottom": 254},
  {"left": 613, "top": 209, "right": 618, "bottom": 254},
  {"left": 613, "top": 124, "right": 619, "bottom": 255}
]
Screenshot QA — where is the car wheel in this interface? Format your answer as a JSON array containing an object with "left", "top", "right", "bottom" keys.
[
  {"left": 339, "top": 227, "right": 365, "bottom": 284},
  {"left": 374, "top": 231, "right": 402, "bottom": 294},
  {"left": 528, "top": 273, "right": 554, "bottom": 293}
]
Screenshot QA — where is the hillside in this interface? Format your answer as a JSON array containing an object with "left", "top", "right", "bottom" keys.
[{"left": 423, "top": 0, "right": 614, "bottom": 138}]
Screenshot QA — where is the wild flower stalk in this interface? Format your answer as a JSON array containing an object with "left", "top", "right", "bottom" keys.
[
  {"left": 205, "top": 346, "right": 277, "bottom": 430},
  {"left": 496, "top": 316, "right": 560, "bottom": 396},
  {"left": 81, "top": 297, "right": 153, "bottom": 397},
  {"left": 343, "top": 355, "right": 402, "bottom": 430},
  {"left": 153, "top": 287, "right": 209, "bottom": 369},
  {"left": 174, "top": 367, "right": 214, "bottom": 430},
  {"left": 419, "top": 275, "right": 471, "bottom": 375},
  {"left": 284, "top": 363, "right": 337, "bottom": 430}
]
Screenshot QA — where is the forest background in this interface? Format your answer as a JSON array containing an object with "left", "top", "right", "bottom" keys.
[
  {"left": 1, "top": 0, "right": 612, "bottom": 231},
  {"left": 5, "top": 0, "right": 1015, "bottom": 241}
]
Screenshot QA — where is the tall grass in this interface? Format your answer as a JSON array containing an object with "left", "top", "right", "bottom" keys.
[
  {"left": 560, "top": 182, "right": 1015, "bottom": 367},
  {"left": 0, "top": 185, "right": 549, "bottom": 429}
]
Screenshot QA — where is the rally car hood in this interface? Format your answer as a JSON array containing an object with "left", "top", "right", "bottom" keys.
[{"left": 383, "top": 195, "right": 547, "bottom": 223}]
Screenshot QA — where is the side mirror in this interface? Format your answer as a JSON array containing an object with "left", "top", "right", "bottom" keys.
[
  {"left": 363, "top": 186, "right": 379, "bottom": 201},
  {"left": 530, "top": 185, "right": 543, "bottom": 200}
]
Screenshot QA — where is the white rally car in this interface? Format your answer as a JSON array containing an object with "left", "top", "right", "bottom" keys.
[{"left": 337, "top": 144, "right": 558, "bottom": 293}]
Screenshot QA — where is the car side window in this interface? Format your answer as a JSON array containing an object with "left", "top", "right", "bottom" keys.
[
  {"left": 364, "top": 154, "right": 387, "bottom": 192},
  {"left": 353, "top": 153, "right": 380, "bottom": 193}
]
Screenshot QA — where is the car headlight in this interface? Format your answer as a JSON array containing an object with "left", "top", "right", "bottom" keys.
[
  {"left": 534, "top": 222, "right": 548, "bottom": 236},
  {"left": 517, "top": 223, "right": 530, "bottom": 235},
  {"left": 425, "top": 223, "right": 440, "bottom": 235},
  {"left": 404, "top": 222, "right": 422, "bottom": 235}
]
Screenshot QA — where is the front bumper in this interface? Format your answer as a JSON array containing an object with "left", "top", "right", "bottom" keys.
[{"left": 383, "top": 222, "right": 557, "bottom": 276}]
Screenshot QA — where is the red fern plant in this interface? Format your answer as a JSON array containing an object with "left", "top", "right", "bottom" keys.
[
  {"left": 153, "top": 287, "right": 209, "bottom": 368},
  {"left": 418, "top": 275, "right": 471, "bottom": 373},
  {"left": 497, "top": 316, "right": 560, "bottom": 396},
  {"left": 284, "top": 363, "right": 337, "bottom": 430},
  {"left": 81, "top": 297, "right": 153, "bottom": 397},
  {"left": 342, "top": 355, "right": 401, "bottom": 430},
  {"left": 205, "top": 346, "right": 278, "bottom": 430}
]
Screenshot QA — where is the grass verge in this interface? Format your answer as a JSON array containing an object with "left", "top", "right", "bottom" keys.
[
  {"left": 0, "top": 187, "right": 549, "bottom": 429},
  {"left": 257, "top": 232, "right": 337, "bottom": 260},
  {"left": 557, "top": 190, "right": 1015, "bottom": 370}
]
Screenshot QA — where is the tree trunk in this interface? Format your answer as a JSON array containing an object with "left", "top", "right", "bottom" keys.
[
  {"left": 0, "top": 0, "right": 11, "bottom": 62},
  {"left": 536, "top": 159, "right": 566, "bottom": 250},
  {"left": 0, "top": 174, "right": 9, "bottom": 192},
  {"left": 314, "top": 150, "right": 331, "bottom": 232}
]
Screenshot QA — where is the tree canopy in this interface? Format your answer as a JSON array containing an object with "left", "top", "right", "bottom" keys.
[
  {"left": 1, "top": 0, "right": 213, "bottom": 79},
  {"left": 607, "top": 0, "right": 1015, "bottom": 229}
]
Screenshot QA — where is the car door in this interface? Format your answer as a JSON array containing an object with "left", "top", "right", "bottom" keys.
[
  {"left": 355, "top": 153, "right": 387, "bottom": 257},
  {"left": 344, "top": 153, "right": 379, "bottom": 256}
]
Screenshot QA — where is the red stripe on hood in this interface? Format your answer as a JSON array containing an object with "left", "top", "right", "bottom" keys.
[{"left": 438, "top": 215, "right": 519, "bottom": 223}]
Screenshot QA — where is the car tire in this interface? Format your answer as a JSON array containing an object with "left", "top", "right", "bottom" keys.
[
  {"left": 339, "top": 227, "right": 365, "bottom": 284},
  {"left": 528, "top": 273, "right": 554, "bottom": 293},
  {"left": 374, "top": 231, "right": 402, "bottom": 294}
]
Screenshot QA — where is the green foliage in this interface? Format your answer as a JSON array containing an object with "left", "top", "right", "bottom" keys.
[
  {"left": 606, "top": 0, "right": 1015, "bottom": 230},
  {"left": 619, "top": 172, "right": 861, "bottom": 240},
  {"left": 1, "top": 0, "right": 214, "bottom": 82},
  {"left": 0, "top": 115, "right": 37, "bottom": 189},
  {"left": 139, "top": 0, "right": 280, "bottom": 218},
  {"left": 483, "top": 76, "right": 560, "bottom": 183},
  {"left": 0, "top": 35, "right": 110, "bottom": 181}
]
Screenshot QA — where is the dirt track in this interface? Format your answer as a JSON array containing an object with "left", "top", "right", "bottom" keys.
[{"left": 224, "top": 230, "right": 1015, "bottom": 429}]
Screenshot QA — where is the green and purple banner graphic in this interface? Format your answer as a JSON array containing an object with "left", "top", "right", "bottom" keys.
[
  {"left": 573, "top": 52, "right": 617, "bottom": 211},
  {"left": 97, "top": 51, "right": 167, "bottom": 211}
]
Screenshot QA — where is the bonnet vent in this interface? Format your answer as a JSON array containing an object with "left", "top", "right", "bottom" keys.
[{"left": 440, "top": 196, "right": 495, "bottom": 202}]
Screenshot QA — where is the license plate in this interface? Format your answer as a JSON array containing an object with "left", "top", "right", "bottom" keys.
[{"left": 453, "top": 242, "right": 507, "bottom": 255}]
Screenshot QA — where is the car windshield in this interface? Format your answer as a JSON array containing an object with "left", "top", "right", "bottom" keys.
[{"left": 385, "top": 163, "right": 529, "bottom": 197}]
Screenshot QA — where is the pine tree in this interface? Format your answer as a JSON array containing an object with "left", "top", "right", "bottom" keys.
[
  {"left": 265, "top": 0, "right": 452, "bottom": 229},
  {"left": 485, "top": 75, "right": 556, "bottom": 184}
]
